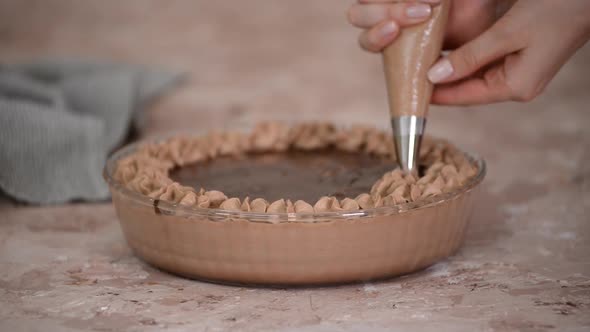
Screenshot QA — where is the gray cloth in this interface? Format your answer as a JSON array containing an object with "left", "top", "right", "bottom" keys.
[{"left": 0, "top": 58, "right": 184, "bottom": 204}]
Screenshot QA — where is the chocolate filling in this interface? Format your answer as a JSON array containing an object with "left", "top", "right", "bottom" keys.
[{"left": 170, "top": 150, "right": 394, "bottom": 203}]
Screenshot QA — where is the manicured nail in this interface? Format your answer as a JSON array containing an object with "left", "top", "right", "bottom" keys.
[
  {"left": 428, "top": 58, "right": 453, "bottom": 83},
  {"left": 406, "top": 4, "right": 431, "bottom": 19},
  {"left": 379, "top": 21, "right": 398, "bottom": 38}
]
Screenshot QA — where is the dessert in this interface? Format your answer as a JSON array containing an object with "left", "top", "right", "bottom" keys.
[
  {"left": 114, "top": 122, "right": 478, "bottom": 218},
  {"left": 105, "top": 122, "right": 485, "bottom": 284}
]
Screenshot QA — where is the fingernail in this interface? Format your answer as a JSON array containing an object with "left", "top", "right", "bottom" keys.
[
  {"left": 379, "top": 21, "right": 398, "bottom": 38},
  {"left": 428, "top": 58, "right": 453, "bottom": 83},
  {"left": 406, "top": 4, "right": 431, "bottom": 19}
]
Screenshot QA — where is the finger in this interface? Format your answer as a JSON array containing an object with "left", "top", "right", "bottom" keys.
[
  {"left": 431, "top": 79, "right": 510, "bottom": 105},
  {"left": 348, "top": 3, "right": 433, "bottom": 29},
  {"left": 431, "top": 63, "right": 513, "bottom": 105},
  {"left": 358, "top": 20, "right": 400, "bottom": 53},
  {"left": 427, "top": 22, "right": 523, "bottom": 84},
  {"left": 358, "top": 0, "right": 440, "bottom": 4}
]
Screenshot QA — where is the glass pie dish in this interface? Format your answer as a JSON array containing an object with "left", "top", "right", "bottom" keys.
[{"left": 104, "top": 139, "right": 486, "bottom": 286}]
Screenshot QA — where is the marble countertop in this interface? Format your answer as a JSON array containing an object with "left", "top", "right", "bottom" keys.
[{"left": 1, "top": 1, "right": 589, "bottom": 331}]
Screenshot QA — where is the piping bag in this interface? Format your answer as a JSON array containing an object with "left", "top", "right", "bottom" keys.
[{"left": 382, "top": 0, "right": 450, "bottom": 172}]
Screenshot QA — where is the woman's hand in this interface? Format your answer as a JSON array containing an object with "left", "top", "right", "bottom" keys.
[
  {"left": 428, "top": 0, "right": 590, "bottom": 104},
  {"left": 347, "top": 0, "right": 590, "bottom": 105},
  {"left": 348, "top": 0, "right": 498, "bottom": 52}
]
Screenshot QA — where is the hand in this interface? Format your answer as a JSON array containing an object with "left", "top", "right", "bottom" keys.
[
  {"left": 348, "top": 0, "right": 590, "bottom": 105},
  {"left": 429, "top": 0, "right": 590, "bottom": 105},
  {"left": 348, "top": 0, "right": 498, "bottom": 52}
]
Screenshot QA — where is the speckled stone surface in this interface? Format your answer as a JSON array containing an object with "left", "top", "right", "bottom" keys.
[{"left": 0, "top": 1, "right": 589, "bottom": 331}]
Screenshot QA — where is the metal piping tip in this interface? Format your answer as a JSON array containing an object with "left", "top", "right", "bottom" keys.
[{"left": 391, "top": 116, "right": 426, "bottom": 172}]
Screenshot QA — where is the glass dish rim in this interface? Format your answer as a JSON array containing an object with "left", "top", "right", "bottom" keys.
[{"left": 103, "top": 139, "right": 486, "bottom": 223}]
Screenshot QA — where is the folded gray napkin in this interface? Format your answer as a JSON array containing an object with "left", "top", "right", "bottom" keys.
[{"left": 0, "top": 58, "right": 184, "bottom": 204}]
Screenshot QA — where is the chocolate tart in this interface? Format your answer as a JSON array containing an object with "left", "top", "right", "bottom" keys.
[{"left": 104, "top": 122, "right": 485, "bottom": 285}]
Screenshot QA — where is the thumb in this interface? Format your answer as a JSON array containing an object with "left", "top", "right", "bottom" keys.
[{"left": 427, "top": 22, "right": 521, "bottom": 84}]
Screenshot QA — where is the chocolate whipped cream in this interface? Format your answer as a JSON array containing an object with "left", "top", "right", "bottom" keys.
[{"left": 114, "top": 122, "right": 478, "bottom": 214}]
